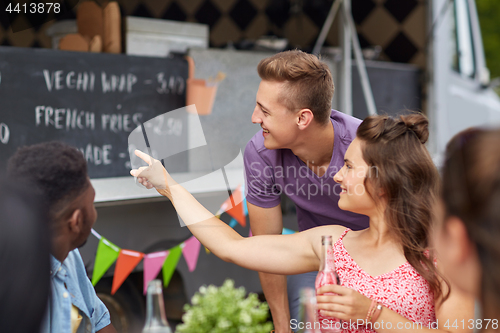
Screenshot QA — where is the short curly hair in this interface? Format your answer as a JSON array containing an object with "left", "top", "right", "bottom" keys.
[{"left": 7, "top": 141, "right": 89, "bottom": 223}]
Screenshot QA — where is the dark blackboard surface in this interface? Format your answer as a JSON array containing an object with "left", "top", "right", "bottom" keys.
[{"left": 0, "top": 46, "right": 188, "bottom": 178}]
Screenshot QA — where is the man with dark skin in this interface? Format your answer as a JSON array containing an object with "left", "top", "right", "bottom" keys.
[{"left": 7, "top": 141, "right": 117, "bottom": 333}]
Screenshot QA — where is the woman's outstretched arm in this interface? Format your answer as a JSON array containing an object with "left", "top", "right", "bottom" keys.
[{"left": 130, "top": 150, "right": 330, "bottom": 275}]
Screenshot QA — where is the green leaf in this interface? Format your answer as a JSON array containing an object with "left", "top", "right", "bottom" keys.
[{"left": 176, "top": 279, "right": 273, "bottom": 333}]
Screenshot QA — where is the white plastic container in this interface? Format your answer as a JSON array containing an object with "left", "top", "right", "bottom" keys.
[
  {"left": 125, "top": 16, "right": 208, "bottom": 57},
  {"left": 46, "top": 17, "right": 209, "bottom": 57}
]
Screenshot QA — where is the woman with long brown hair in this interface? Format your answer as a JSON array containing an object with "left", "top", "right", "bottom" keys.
[
  {"left": 434, "top": 128, "right": 500, "bottom": 330},
  {"left": 131, "top": 113, "right": 472, "bottom": 332}
]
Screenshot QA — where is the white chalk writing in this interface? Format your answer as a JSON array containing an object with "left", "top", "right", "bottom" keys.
[
  {"left": 79, "top": 143, "right": 112, "bottom": 165},
  {"left": 156, "top": 73, "right": 185, "bottom": 95},
  {"left": 35, "top": 106, "right": 95, "bottom": 130},
  {"left": 101, "top": 72, "right": 137, "bottom": 93},
  {"left": 101, "top": 113, "right": 142, "bottom": 132},
  {"left": 43, "top": 70, "right": 95, "bottom": 92}
]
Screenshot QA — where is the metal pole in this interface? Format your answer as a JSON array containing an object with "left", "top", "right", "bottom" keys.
[
  {"left": 340, "top": 0, "right": 352, "bottom": 116},
  {"left": 312, "top": 0, "right": 343, "bottom": 55},
  {"left": 343, "top": 6, "right": 377, "bottom": 116}
]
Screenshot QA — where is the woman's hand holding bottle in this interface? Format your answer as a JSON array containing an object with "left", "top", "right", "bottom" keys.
[{"left": 316, "top": 285, "right": 372, "bottom": 324}]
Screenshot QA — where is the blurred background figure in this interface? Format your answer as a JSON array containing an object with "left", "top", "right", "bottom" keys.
[
  {"left": 0, "top": 178, "right": 51, "bottom": 333},
  {"left": 7, "top": 142, "right": 116, "bottom": 333},
  {"left": 435, "top": 128, "right": 500, "bottom": 323}
]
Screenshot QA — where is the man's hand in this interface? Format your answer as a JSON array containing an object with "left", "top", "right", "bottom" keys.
[{"left": 130, "top": 149, "right": 175, "bottom": 199}]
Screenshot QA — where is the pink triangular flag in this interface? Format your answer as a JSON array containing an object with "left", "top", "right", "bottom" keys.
[
  {"left": 143, "top": 251, "right": 169, "bottom": 294},
  {"left": 182, "top": 236, "right": 201, "bottom": 272}
]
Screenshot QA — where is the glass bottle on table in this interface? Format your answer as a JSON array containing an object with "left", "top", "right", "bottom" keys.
[
  {"left": 315, "top": 235, "right": 341, "bottom": 333},
  {"left": 298, "top": 287, "right": 321, "bottom": 333},
  {"left": 142, "top": 279, "right": 172, "bottom": 333}
]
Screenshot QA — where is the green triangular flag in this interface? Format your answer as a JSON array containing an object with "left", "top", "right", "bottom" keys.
[
  {"left": 92, "top": 237, "right": 121, "bottom": 286},
  {"left": 162, "top": 245, "right": 182, "bottom": 288}
]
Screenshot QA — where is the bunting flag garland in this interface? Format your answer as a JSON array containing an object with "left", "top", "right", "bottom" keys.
[
  {"left": 143, "top": 251, "right": 169, "bottom": 294},
  {"left": 91, "top": 228, "right": 102, "bottom": 239},
  {"left": 112, "top": 250, "right": 145, "bottom": 295},
  {"left": 226, "top": 186, "right": 246, "bottom": 227},
  {"left": 162, "top": 245, "right": 183, "bottom": 287},
  {"left": 242, "top": 183, "right": 249, "bottom": 216},
  {"left": 219, "top": 185, "right": 246, "bottom": 227},
  {"left": 228, "top": 218, "right": 238, "bottom": 228},
  {"left": 243, "top": 198, "right": 248, "bottom": 216},
  {"left": 282, "top": 228, "right": 297, "bottom": 235},
  {"left": 214, "top": 184, "right": 247, "bottom": 227},
  {"left": 182, "top": 236, "right": 201, "bottom": 272},
  {"left": 89, "top": 184, "right": 253, "bottom": 293},
  {"left": 248, "top": 228, "right": 296, "bottom": 238},
  {"left": 92, "top": 237, "right": 120, "bottom": 286}
]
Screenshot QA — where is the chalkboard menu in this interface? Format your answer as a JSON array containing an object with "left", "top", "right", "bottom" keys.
[{"left": 0, "top": 46, "right": 188, "bottom": 178}]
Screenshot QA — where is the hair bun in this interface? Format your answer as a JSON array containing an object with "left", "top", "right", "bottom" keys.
[
  {"left": 400, "top": 113, "right": 429, "bottom": 144},
  {"left": 356, "top": 113, "right": 429, "bottom": 145}
]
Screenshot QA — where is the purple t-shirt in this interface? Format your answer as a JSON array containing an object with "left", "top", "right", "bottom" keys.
[{"left": 244, "top": 110, "right": 369, "bottom": 231}]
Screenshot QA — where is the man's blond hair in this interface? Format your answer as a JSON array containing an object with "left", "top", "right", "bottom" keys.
[{"left": 257, "top": 50, "right": 334, "bottom": 124}]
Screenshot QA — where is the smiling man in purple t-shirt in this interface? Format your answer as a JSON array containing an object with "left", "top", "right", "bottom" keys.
[{"left": 244, "top": 50, "right": 369, "bottom": 332}]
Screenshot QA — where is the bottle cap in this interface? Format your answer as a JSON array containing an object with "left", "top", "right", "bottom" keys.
[
  {"left": 299, "top": 287, "right": 316, "bottom": 303},
  {"left": 146, "top": 279, "right": 163, "bottom": 295},
  {"left": 321, "top": 235, "right": 333, "bottom": 245}
]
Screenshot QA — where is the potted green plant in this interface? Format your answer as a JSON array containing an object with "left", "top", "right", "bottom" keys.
[{"left": 176, "top": 279, "right": 274, "bottom": 333}]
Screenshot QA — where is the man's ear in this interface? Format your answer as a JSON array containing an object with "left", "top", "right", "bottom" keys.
[
  {"left": 297, "top": 109, "right": 314, "bottom": 129},
  {"left": 67, "top": 209, "right": 83, "bottom": 234},
  {"left": 444, "top": 216, "right": 474, "bottom": 263}
]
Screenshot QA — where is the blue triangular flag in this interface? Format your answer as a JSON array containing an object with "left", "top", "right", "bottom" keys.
[{"left": 229, "top": 218, "right": 238, "bottom": 228}]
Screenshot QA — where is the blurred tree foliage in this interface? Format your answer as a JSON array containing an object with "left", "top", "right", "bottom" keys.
[{"left": 476, "top": 0, "right": 500, "bottom": 81}]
